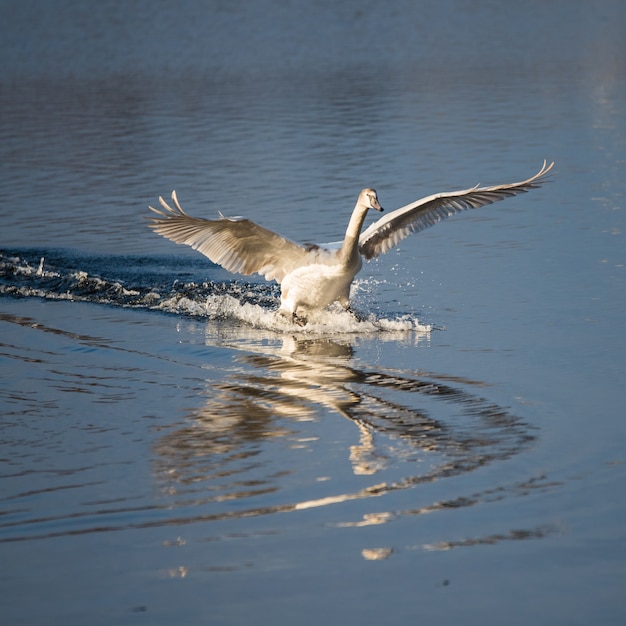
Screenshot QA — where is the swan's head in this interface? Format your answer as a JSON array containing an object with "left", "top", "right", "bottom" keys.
[{"left": 359, "top": 188, "right": 384, "bottom": 212}]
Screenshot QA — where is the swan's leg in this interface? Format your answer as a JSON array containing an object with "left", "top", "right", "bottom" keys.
[
  {"left": 337, "top": 287, "right": 351, "bottom": 310},
  {"left": 277, "top": 284, "right": 308, "bottom": 325},
  {"left": 339, "top": 295, "right": 362, "bottom": 320}
]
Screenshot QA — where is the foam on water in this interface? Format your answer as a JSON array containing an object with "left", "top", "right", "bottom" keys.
[{"left": 0, "top": 251, "right": 431, "bottom": 336}]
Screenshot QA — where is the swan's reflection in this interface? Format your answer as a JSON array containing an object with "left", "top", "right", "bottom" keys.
[{"left": 154, "top": 323, "right": 534, "bottom": 508}]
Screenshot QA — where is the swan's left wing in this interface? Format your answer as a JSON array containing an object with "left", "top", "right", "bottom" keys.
[
  {"left": 148, "top": 191, "right": 314, "bottom": 283},
  {"left": 359, "top": 160, "right": 554, "bottom": 260}
]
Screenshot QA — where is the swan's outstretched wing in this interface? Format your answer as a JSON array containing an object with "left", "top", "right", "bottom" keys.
[
  {"left": 148, "top": 191, "right": 313, "bottom": 283},
  {"left": 358, "top": 161, "right": 554, "bottom": 260}
]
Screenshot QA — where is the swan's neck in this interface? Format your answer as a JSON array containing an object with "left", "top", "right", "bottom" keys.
[{"left": 339, "top": 203, "right": 368, "bottom": 263}]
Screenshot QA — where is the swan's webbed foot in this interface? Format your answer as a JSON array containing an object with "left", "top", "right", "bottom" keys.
[
  {"left": 345, "top": 306, "right": 366, "bottom": 322},
  {"left": 292, "top": 313, "right": 307, "bottom": 327},
  {"left": 277, "top": 308, "right": 308, "bottom": 327}
]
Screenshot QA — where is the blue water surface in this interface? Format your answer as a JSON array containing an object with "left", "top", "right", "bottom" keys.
[{"left": 1, "top": 1, "right": 625, "bottom": 625}]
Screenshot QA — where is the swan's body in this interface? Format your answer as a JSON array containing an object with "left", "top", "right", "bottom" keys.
[{"left": 149, "top": 161, "right": 553, "bottom": 320}]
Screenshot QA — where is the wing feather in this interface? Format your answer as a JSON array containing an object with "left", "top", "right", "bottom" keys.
[
  {"left": 358, "top": 161, "right": 554, "bottom": 260},
  {"left": 148, "top": 191, "right": 313, "bottom": 283}
]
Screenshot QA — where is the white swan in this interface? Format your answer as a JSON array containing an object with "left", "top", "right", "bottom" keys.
[{"left": 149, "top": 160, "right": 553, "bottom": 320}]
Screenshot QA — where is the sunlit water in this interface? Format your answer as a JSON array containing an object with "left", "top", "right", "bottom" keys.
[{"left": 2, "top": 1, "right": 626, "bottom": 625}]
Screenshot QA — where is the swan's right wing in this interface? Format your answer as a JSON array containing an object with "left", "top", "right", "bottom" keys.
[
  {"left": 359, "top": 161, "right": 554, "bottom": 260},
  {"left": 148, "top": 191, "right": 313, "bottom": 283}
]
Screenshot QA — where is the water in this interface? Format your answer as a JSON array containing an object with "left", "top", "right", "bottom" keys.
[{"left": 1, "top": 1, "right": 626, "bottom": 624}]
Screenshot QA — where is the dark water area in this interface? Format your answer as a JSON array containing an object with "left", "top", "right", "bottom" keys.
[{"left": 1, "top": 1, "right": 626, "bottom": 625}]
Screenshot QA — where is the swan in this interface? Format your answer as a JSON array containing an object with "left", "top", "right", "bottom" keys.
[{"left": 148, "top": 160, "right": 553, "bottom": 321}]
